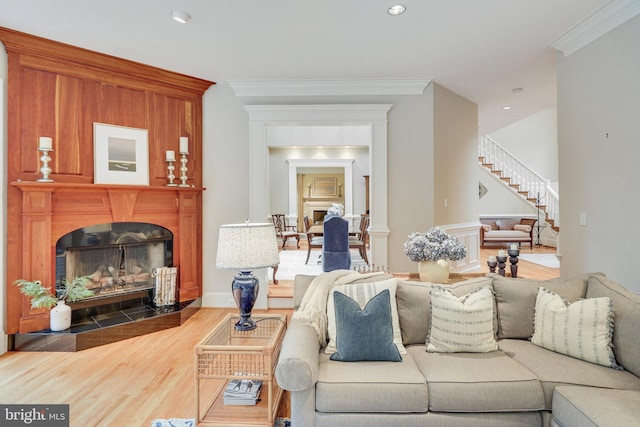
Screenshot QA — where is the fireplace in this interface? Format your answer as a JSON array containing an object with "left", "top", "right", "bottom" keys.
[
  {"left": 313, "top": 210, "right": 328, "bottom": 224},
  {"left": 56, "top": 222, "right": 173, "bottom": 301},
  {"left": 11, "top": 182, "right": 203, "bottom": 350}
]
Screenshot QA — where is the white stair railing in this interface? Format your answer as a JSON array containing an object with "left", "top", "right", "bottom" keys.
[{"left": 479, "top": 135, "right": 559, "bottom": 226}]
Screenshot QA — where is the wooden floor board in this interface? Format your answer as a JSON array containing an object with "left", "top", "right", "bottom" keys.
[{"left": 0, "top": 308, "right": 292, "bottom": 427}]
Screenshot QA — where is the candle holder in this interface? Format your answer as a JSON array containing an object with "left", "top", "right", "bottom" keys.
[
  {"left": 508, "top": 249, "right": 520, "bottom": 278},
  {"left": 37, "top": 147, "right": 54, "bottom": 182},
  {"left": 166, "top": 159, "right": 177, "bottom": 186},
  {"left": 179, "top": 152, "right": 189, "bottom": 187},
  {"left": 487, "top": 260, "right": 497, "bottom": 273},
  {"left": 496, "top": 255, "right": 508, "bottom": 277}
]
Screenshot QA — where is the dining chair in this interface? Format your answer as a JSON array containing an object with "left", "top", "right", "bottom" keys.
[
  {"left": 271, "top": 214, "right": 300, "bottom": 250},
  {"left": 348, "top": 215, "right": 369, "bottom": 264},
  {"left": 304, "top": 215, "right": 323, "bottom": 264}
]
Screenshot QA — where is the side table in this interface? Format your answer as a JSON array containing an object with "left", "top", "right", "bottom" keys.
[{"left": 195, "top": 313, "right": 287, "bottom": 426}]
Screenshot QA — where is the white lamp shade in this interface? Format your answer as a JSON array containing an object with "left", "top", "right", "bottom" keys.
[{"left": 216, "top": 223, "right": 280, "bottom": 270}]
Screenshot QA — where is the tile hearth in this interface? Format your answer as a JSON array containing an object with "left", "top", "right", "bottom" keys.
[{"left": 12, "top": 298, "right": 200, "bottom": 352}]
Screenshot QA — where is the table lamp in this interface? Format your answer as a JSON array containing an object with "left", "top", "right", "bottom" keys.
[{"left": 216, "top": 222, "right": 280, "bottom": 330}]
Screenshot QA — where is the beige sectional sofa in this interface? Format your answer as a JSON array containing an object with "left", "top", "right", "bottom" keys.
[{"left": 275, "top": 272, "right": 640, "bottom": 427}]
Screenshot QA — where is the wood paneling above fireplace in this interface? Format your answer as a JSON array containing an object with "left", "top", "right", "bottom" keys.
[{"left": 0, "top": 27, "right": 214, "bottom": 334}]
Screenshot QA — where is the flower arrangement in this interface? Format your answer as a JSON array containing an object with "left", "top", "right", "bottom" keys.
[
  {"left": 327, "top": 203, "right": 344, "bottom": 217},
  {"left": 403, "top": 227, "right": 467, "bottom": 262}
]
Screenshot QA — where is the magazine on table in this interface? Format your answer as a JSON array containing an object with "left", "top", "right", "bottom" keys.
[{"left": 223, "top": 379, "right": 263, "bottom": 405}]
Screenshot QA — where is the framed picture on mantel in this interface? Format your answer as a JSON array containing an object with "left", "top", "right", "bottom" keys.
[{"left": 94, "top": 123, "right": 149, "bottom": 185}]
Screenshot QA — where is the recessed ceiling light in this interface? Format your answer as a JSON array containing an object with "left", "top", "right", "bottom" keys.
[
  {"left": 171, "top": 10, "right": 190, "bottom": 24},
  {"left": 501, "top": 106, "right": 512, "bottom": 111},
  {"left": 512, "top": 88, "right": 523, "bottom": 94},
  {"left": 388, "top": 5, "right": 406, "bottom": 16}
]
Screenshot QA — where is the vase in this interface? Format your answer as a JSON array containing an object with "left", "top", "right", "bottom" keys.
[
  {"left": 50, "top": 300, "right": 72, "bottom": 331},
  {"left": 418, "top": 259, "right": 450, "bottom": 283}
]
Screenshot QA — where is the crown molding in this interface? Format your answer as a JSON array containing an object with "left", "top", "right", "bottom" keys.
[
  {"left": 227, "top": 79, "right": 431, "bottom": 97},
  {"left": 550, "top": 0, "right": 640, "bottom": 57}
]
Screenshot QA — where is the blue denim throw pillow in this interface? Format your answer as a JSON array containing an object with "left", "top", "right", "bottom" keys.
[{"left": 330, "top": 289, "right": 402, "bottom": 362}]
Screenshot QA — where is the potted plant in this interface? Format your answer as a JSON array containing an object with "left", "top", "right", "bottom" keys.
[
  {"left": 403, "top": 227, "right": 467, "bottom": 283},
  {"left": 14, "top": 276, "right": 94, "bottom": 331}
]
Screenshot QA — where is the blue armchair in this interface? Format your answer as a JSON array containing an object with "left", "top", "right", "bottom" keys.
[{"left": 322, "top": 215, "right": 351, "bottom": 272}]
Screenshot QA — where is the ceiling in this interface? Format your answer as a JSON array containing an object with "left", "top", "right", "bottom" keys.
[{"left": 0, "top": 0, "right": 610, "bottom": 134}]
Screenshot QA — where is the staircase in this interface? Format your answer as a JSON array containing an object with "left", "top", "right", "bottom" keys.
[{"left": 478, "top": 136, "right": 559, "bottom": 232}]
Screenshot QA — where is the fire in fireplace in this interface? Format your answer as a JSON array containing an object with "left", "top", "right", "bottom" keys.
[{"left": 55, "top": 222, "right": 173, "bottom": 302}]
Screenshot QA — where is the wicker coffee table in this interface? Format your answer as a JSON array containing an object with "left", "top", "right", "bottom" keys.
[{"left": 195, "top": 313, "right": 287, "bottom": 426}]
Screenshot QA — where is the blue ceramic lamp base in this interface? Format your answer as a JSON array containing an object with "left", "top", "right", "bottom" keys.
[{"left": 231, "top": 271, "right": 260, "bottom": 331}]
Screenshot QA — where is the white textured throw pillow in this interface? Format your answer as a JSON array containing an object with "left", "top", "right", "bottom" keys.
[
  {"left": 326, "top": 278, "right": 406, "bottom": 355},
  {"left": 427, "top": 286, "right": 498, "bottom": 353},
  {"left": 531, "top": 287, "right": 620, "bottom": 368}
]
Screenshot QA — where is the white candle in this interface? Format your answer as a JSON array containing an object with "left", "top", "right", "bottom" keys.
[
  {"left": 498, "top": 249, "right": 506, "bottom": 257},
  {"left": 488, "top": 255, "right": 496, "bottom": 262},
  {"left": 510, "top": 243, "right": 518, "bottom": 250},
  {"left": 166, "top": 150, "right": 175, "bottom": 161},
  {"left": 179, "top": 137, "right": 189, "bottom": 153},
  {"left": 39, "top": 137, "right": 52, "bottom": 150}
]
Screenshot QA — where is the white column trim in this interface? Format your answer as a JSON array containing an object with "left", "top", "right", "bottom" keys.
[{"left": 550, "top": 0, "right": 640, "bottom": 57}]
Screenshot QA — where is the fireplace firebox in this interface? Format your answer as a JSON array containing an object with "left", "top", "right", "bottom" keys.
[{"left": 56, "top": 222, "right": 173, "bottom": 301}]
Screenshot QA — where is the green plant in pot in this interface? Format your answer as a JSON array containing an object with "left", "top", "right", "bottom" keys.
[{"left": 15, "top": 276, "right": 94, "bottom": 331}]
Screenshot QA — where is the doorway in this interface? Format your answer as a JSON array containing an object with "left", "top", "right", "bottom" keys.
[{"left": 245, "top": 104, "right": 391, "bottom": 267}]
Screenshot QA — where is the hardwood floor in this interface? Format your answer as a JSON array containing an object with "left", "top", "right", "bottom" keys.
[
  {"left": 0, "top": 308, "right": 293, "bottom": 427},
  {"left": 478, "top": 245, "right": 559, "bottom": 280},
  {"left": 0, "top": 245, "right": 557, "bottom": 426}
]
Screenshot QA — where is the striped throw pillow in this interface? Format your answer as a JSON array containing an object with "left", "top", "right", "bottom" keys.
[
  {"left": 427, "top": 286, "right": 498, "bottom": 353},
  {"left": 531, "top": 287, "right": 621, "bottom": 369}
]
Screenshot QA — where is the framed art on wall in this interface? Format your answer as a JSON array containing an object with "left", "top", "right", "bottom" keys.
[
  {"left": 94, "top": 123, "right": 149, "bottom": 185},
  {"left": 312, "top": 177, "right": 337, "bottom": 197}
]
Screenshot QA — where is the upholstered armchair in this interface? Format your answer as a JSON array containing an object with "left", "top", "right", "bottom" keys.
[{"left": 321, "top": 215, "right": 351, "bottom": 272}]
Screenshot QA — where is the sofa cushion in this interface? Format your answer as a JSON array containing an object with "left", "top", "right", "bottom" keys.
[
  {"left": 427, "top": 286, "right": 498, "bottom": 353},
  {"left": 484, "top": 230, "right": 529, "bottom": 239},
  {"left": 326, "top": 278, "right": 405, "bottom": 355},
  {"left": 492, "top": 273, "right": 592, "bottom": 339},
  {"left": 531, "top": 287, "right": 619, "bottom": 369},
  {"left": 407, "top": 345, "right": 544, "bottom": 412},
  {"left": 330, "top": 290, "right": 401, "bottom": 362},
  {"left": 396, "top": 277, "right": 495, "bottom": 346},
  {"left": 496, "top": 219, "right": 519, "bottom": 230},
  {"left": 499, "top": 339, "right": 640, "bottom": 410},
  {"left": 513, "top": 224, "right": 532, "bottom": 233},
  {"left": 480, "top": 219, "right": 498, "bottom": 230},
  {"left": 552, "top": 386, "right": 640, "bottom": 427},
  {"left": 587, "top": 274, "right": 640, "bottom": 378},
  {"left": 316, "top": 352, "right": 429, "bottom": 413}
]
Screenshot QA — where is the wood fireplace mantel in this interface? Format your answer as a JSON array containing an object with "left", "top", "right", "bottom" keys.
[
  {"left": 1, "top": 28, "right": 213, "bottom": 336},
  {"left": 12, "top": 181, "right": 204, "bottom": 333}
]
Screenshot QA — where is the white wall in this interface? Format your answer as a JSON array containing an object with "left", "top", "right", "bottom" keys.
[
  {"left": 557, "top": 15, "right": 640, "bottom": 294},
  {"left": 478, "top": 166, "right": 538, "bottom": 217},
  {"left": 202, "top": 83, "right": 252, "bottom": 308},
  {"left": 1, "top": 42, "right": 7, "bottom": 354},
  {"left": 433, "top": 83, "right": 479, "bottom": 226},
  {"left": 489, "top": 109, "right": 558, "bottom": 181}
]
